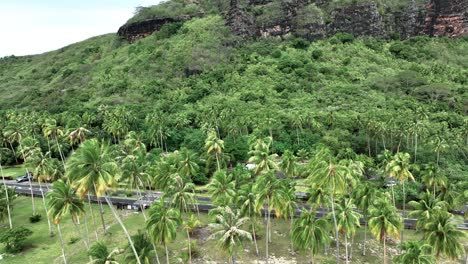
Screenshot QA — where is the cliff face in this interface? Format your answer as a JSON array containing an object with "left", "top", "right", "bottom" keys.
[{"left": 117, "top": 0, "right": 468, "bottom": 42}]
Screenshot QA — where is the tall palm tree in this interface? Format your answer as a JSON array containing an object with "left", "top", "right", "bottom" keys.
[
  {"left": 66, "top": 139, "right": 142, "bottom": 264},
  {"left": 423, "top": 210, "right": 466, "bottom": 260},
  {"left": 408, "top": 190, "right": 447, "bottom": 231},
  {"left": 393, "top": 241, "right": 436, "bottom": 264},
  {"left": 0, "top": 151, "right": 13, "bottom": 229},
  {"left": 124, "top": 230, "right": 155, "bottom": 264},
  {"left": 43, "top": 118, "right": 66, "bottom": 166},
  {"left": 69, "top": 126, "right": 91, "bottom": 146},
  {"left": 307, "top": 148, "right": 348, "bottom": 263},
  {"left": 146, "top": 200, "right": 181, "bottom": 264},
  {"left": 420, "top": 163, "right": 446, "bottom": 198},
  {"left": 248, "top": 137, "right": 278, "bottom": 176},
  {"left": 254, "top": 171, "right": 286, "bottom": 263},
  {"left": 279, "top": 150, "right": 298, "bottom": 178},
  {"left": 208, "top": 206, "right": 252, "bottom": 264},
  {"left": 87, "top": 241, "right": 122, "bottom": 264},
  {"left": 335, "top": 198, "right": 361, "bottom": 263},
  {"left": 238, "top": 183, "right": 260, "bottom": 256},
  {"left": 205, "top": 130, "right": 224, "bottom": 171},
  {"left": 292, "top": 209, "right": 331, "bottom": 264},
  {"left": 368, "top": 195, "right": 402, "bottom": 264},
  {"left": 177, "top": 148, "right": 200, "bottom": 180},
  {"left": 352, "top": 182, "right": 379, "bottom": 256},
  {"left": 386, "top": 152, "right": 414, "bottom": 242},
  {"left": 47, "top": 180, "right": 87, "bottom": 264},
  {"left": 207, "top": 171, "right": 236, "bottom": 206}
]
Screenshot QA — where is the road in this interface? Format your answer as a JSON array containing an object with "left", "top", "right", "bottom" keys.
[{"left": 2, "top": 180, "right": 467, "bottom": 231}]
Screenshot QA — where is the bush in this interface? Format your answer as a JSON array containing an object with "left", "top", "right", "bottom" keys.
[
  {"left": 311, "top": 49, "right": 323, "bottom": 60},
  {"left": 291, "top": 38, "right": 310, "bottom": 49},
  {"left": 68, "top": 236, "right": 80, "bottom": 245},
  {"left": 29, "top": 214, "right": 42, "bottom": 223},
  {"left": 0, "top": 226, "right": 33, "bottom": 253}
]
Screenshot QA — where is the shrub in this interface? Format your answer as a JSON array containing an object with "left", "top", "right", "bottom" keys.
[
  {"left": 68, "top": 236, "right": 80, "bottom": 245},
  {"left": 311, "top": 49, "right": 323, "bottom": 60},
  {"left": 0, "top": 226, "right": 33, "bottom": 253},
  {"left": 291, "top": 38, "right": 310, "bottom": 49},
  {"left": 29, "top": 214, "right": 42, "bottom": 223}
]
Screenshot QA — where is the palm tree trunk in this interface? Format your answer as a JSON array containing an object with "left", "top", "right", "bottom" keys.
[
  {"left": 93, "top": 184, "right": 107, "bottom": 234},
  {"left": 104, "top": 195, "right": 142, "bottom": 264},
  {"left": 8, "top": 142, "right": 18, "bottom": 164},
  {"left": 87, "top": 193, "right": 99, "bottom": 240},
  {"left": 0, "top": 159, "right": 13, "bottom": 229},
  {"left": 383, "top": 233, "right": 387, "bottom": 264},
  {"left": 165, "top": 243, "right": 170, "bottom": 264},
  {"left": 26, "top": 168, "right": 36, "bottom": 215},
  {"left": 186, "top": 228, "right": 192, "bottom": 264},
  {"left": 215, "top": 153, "right": 221, "bottom": 171},
  {"left": 265, "top": 197, "right": 270, "bottom": 264},
  {"left": 310, "top": 250, "right": 315, "bottom": 264},
  {"left": 391, "top": 185, "right": 396, "bottom": 208},
  {"left": 57, "top": 223, "right": 68, "bottom": 264},
  {"left": 290, "top": 215, "right": 294, "bottom": 255},
  {"left": 330, "top": 196, "right": 340, "bottom": 264},
  {"left": 55, "top": 137, "right": 66, "bottom": 168},
  {"left": 344, "top": 235, "right": 348, "bottom": 264},
  {"left": 363, "top": 214, "right": 368, "bottom": 256},
  {"left": 350, "top": 235, "right": 354, "bottom": 260},
  {"left": 136, "top": 185, "right": 161, "bottom": 264},
  {"left": 414, "top": 134, "right": 418, "bottom": 163},
  {"left": 83, "top": 212, "right": 91, "bottom": 245},
  {"left": 251, "top": 218, "right": 259, "bottom": 256},
  {"left": 401, "top": 181, "right": 406, "bottom": 244},
  {"left": 38, "top": 180, "right": 53, "bottom": 236}
]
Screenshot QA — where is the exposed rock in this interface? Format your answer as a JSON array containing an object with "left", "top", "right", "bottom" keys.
[{"left": 225, "top": 0, "right": 255, "bottom": 38}]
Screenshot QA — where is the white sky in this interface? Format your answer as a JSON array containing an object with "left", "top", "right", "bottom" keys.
[{"left": 0, "top": 0, "right": 163, "bottom": 57}]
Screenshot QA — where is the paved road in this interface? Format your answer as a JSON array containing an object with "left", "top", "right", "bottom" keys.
[{"left": 2, "top": 180, "right": 467, "bottom": 231}]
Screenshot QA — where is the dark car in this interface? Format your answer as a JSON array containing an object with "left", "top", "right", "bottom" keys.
[{"left": 16, "top": 174, "right": 33, "bottom": 183}]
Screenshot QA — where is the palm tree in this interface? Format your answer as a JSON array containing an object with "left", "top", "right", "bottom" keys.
[
  {"left": 393, "top": 241, "right": 436, "bottom": 264},
  {"left": 368, "top": 195, "right": 402, "bottom": 264},
  {"left": 254, "top": 171, "right": 286, "bottom": 263},
  {"left": 205, "top": 130, "right": 224, "bottom": 171},
  {"left": 146, "top": 200, "right": 181, "bottom": 264},
  {"left": 207, "top": 170, "right": 236, "bottom": 206},
  {"left": 420, "top": 163, "right": 446, "bottom": 197},
  {"left": 292, "top": 209, "right": 331, "bottom": 264},
  {"left": 208, "top": 206, "right": 252, "bottom": 264},
  {"left": 43, "top": 118, "right": 66, "bottom": 166},
  {"left": 0, "top": 151, "right": 13, "bottom": 228},
  {"left": 69, "top": 126, "right": 91, "bottom": 146},
  {"left": 307, "top": 148, "right": 348, "bottom": 263},
  {"left": 124, "top": 230, "right": 154, "bottom": 264},
  {"left": 238, "top": 183, "right": 260, "bottom": 256},
  {"left": 335, "top": 198, "right": 361, "bottom": 263},
  {"left": 408, "top": 190, "right": 447, "bottom": 230},
  {"left": 88, "top": 241, "right": 122, "bottom": 264},
  {"left": 66, "top": 139, "right": 142, "bottom": 264},
  {"left": 177, "top": 148, "right": 200, "bottom": 180},
  {"left": 423, "top": 210, "right": 466, "bottom": 260},
  {"left": 279, "top": 150, "right": 298, "bottom": 178},
  {"left": 352, "top": 182, "right": 379, "bottom": 256},
  {"left": 386, "top": 152, "right": 414, "bottom": 242},
  {"left": 248, "top": 137, "right": 278, "bottom": 176},
  {"left": 47, "top": 180, "right": 87, "bottom": 264}
]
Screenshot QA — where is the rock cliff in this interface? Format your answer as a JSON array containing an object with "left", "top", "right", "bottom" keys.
[{"left": 117, "top": 0, "right": 468, "bottom": 42}]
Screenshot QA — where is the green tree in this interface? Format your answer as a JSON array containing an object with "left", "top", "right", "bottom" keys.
[
  {"left": 279, "top": 150, "right": 298, "bottom": 178},
  {"left": 207, "top": 170, "right": 236, "bottom": 206},
  {"left": 0, "top": 152, "right": 13, "bottom": 228},
  {"left": 352, "top": 182, "right": 379, "bottom": 256},
  {"left": 393, "top": 241, "right": 436, "bottom": 264},
  {"left": 205, "top": 129, "right": 224, "bottom": 171},
  {"left": 66, "top": 139, "right": 142, "bottom": 264},
  {"left": 146, "top": 200, "right": 181, "bottom": 264},
  {"left": 420, "top": 163, "right": 446, "bottom": 198},
  {"left": 292, "top": 209, "right": 331, "bottom": 264},
  {"left": 335, "top": 198, "right": 361, "bottom": 262},
  {"left": 238, "top": 183, "right": 260, "bottom": 256},
  {"left": 423, "top": 210, "right": 466, "bottom": 260},
  {"left": 208, "top": 206, "right": 252, "bottom": 264},
  {"left": 88, "top": 241, "right": 122, "bottom": 264},
  {"left": 408, "top": 190, "right": 447, "bottom": 230},
  {"left": 368, "top": 195, "right": 402, "bottom": 264},
  {"left": 0, "top": 226, "right": 33, "bottom": 253},
  {"left": 248, "top": 137, "right": 278, "bottom": 176}
]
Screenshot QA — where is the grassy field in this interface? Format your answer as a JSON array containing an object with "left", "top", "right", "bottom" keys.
[
  {"left": 0, "top": 196, "right": 466, "bottom": 264},
  {"left": 0, "top": 165, "right": 32, "bottom": 179}
]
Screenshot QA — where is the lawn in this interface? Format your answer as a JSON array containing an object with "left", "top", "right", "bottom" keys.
[
  {"left": 0, "top": 196, "right": 466, "bottom": 264},
  {"left": 0, "top": 165, "right": 32, "bottom": 179}
]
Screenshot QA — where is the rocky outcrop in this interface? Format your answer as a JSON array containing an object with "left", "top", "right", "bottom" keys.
[
  {"left": 117, "top": 15, "right": 196, "bottom": 42},
  {"left": 118, "top": 0, "right": 467, "bottom": 42}
]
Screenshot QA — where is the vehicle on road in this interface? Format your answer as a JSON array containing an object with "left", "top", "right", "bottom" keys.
[{"left": 16, "top": 173, "right": 33, "bottom": 183}]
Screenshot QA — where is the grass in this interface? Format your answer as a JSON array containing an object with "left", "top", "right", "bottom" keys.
[{"left": 0, "top": 164, "right": 31, "bottom": 178}]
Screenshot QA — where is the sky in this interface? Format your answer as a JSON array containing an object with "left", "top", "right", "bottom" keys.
[{"left": 0, "top": 0, "right": 163, "bottom": 57}]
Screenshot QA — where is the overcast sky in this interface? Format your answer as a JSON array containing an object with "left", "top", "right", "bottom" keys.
[{"left": 0, "top": 0, "right": 162, "bottom": 57}]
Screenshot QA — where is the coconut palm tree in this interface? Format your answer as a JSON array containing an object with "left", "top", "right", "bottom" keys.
[
  {"left": 87, "top": 241, "right": 123, "bottom": 264},
  {"left": 0, "top": 151, "right": 13, "bottom": 229},
  {"left": 254, "top": 171, "right": 287, "bottom": 263},
  {"left": 292, "top": 209, "right": 331, "bottom": 264},
  {"left": 47, "top": 180, "right": 87, "bottom": 264},
  {"left": 43, "top": 118, "right": 66, "bottom": 166},
  {"left": 238, "top": 183, "right": 260, "bottom": 256},
  {"left": 177, "top": 148, "right": 200, "bottom": 180},
  {"left": 335, "top": 198, "right": 361, "bottom": 263},
  {"left": 69, "top": 126, "right": 91, "bottom": 146},
  {"left": 352, "top": 182, "right": 379, "bottom": 256},
  {"left": 248, "top": 137, "right": 278, "bottom": 176},
  {"left": 423, "top": 210, "right": 466, "bottom": 260},
  {"left": 307, "top": 148, "right": 349, "bottom": 263},
  {"left": 146, "top": 200, "right": 181, "bottom": 264},
  {"left": 66, "top": 139, "right": 142, "bottom": 264},
  {"left": 279, "top": 150, "right": 298, "bottom": 178},
  {"left": 386, "top": 152, "right": 414, "bottom": 242},
  {"left": 368, "top": 195, "right": 402, "bottom": 264},
  {"left": 208, "top": 206, "right": 252, "bottom": 264},
  {"left": 408, "top": 190, "right": 447, "bottom": 231},
  {"left": 393, "top": 241, "right": 436, "bottom": 264},
  {"left": 205, "top": 130, "right": 224, "bottom": 171},
  {"left": 124, "top": 230, "right": 155, "bottom": 264},
  {"left": 207, "top": 170, "right": 236, "bottom": 206},
  {"left": 420, "top": 163, "right": 446, "bottom": 198}
]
